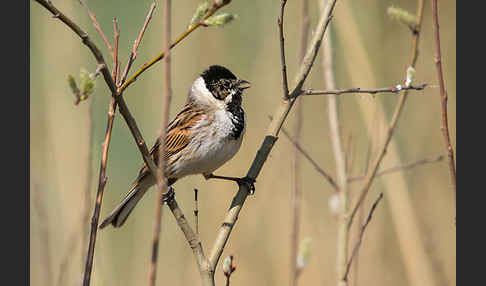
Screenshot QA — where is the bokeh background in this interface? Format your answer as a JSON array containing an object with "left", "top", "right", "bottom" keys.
[{"left": 30, "top": 0, "right": 456, "bottom": 285}]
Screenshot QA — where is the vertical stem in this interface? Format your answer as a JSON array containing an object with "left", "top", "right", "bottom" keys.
[
  {"left": 148, "top": 0, "right": 172, "bottom": 285},
  {"left": 431, "top": 0, "right": 456, "bottom": 204},
  {"left": 81, "top": 97, "right": 94, "bottom": 268},
  {"left": 319, "top": 0, "right": 349, "bottom": 284},
  {"left": 290, "top": 1, "right": 309, "bottom": 285}
]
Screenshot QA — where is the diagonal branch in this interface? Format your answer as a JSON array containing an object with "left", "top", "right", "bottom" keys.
[
  {"left": 342, "top": 193, "right": 383, "bottom": 282},
  {"left": 348, "top": 155, "right": 444, "bottom": 183},
  {"left": 79, "top": 0, "right": 114, "bottom": 57},
  {"left": 207, "top": 0, "right": 339, "bottom": 275},
  {"left": 279, "top": 124, "right": 338, "bottom": 191},
  {"left": 118, "top": 0, "right": 232, "bottom": 93},
  {"left": 347, "top": 0, "right": 426, "bottom": 231}
]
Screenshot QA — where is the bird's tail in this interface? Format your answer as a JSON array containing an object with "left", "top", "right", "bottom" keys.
[{"left": 99, "top": 175, "right": 154, "bottom": 229}]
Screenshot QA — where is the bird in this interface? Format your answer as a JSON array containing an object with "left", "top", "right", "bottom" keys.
[{"left": 99, "top": 65, "right": 252, "bottom": 229}]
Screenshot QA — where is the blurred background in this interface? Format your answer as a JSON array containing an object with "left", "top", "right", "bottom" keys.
[{"left": 30, "top": 0, "right": 456, "bottom": 285}]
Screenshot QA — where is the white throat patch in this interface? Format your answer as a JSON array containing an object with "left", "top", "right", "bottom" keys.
[{"left": 189, "top": 77, "right": 225, "bottom": 109}]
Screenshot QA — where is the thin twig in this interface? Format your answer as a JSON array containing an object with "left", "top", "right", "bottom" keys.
[
  {"left": 343, "top": 193, "right": 384, "bottom": 282},
  {"left": 166, "top": 197, "right": 211, "bottom": 285},
  {"left": 120, "top": 2, "right": 156, "bottom": 85},
  {"left": 290, "top": 1, "right": 309, "bottom": 284},
  {"left": 118, "top": 0, "right": 232, "bottom": 93},
  {"left": 347, "top": 0, "right": 425, "bottom": 230},
  {"left": 279, "top": 124, "right": 338, "bottom": 191},
  {"left": 133, "top": 2, "right": 156, "bottom": 59},
  {"left": 278, "top": 0, "right": 290, "bottom": 99},
  {"left": 432, "top": 0, "right": 456, "bottom": 203},
  {"left": 301, "top": 83, "right": 427, "bottom": 96},
  {"left": 148, "top": 0, "right": 172, "bottom": 284},
  {"left": 207, "top": 1, "right": 339, "bottom": 277},
  {"left": 78, "top": 0, "right": 114, "bottom": 57},
  {"left": 112, "top": 18, "right": 120, "bottom": 82},
  {"left": 317, "top": 0, "right": 350, "bottom": 283},
  {"left": 348, "top": 155, "right": 444, "bottom": 183}
]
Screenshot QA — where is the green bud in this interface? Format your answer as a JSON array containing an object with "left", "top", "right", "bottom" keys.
[
  {"left": 296, "top": 237, "right": 312, "bottom": 270},
  {"left": 405, "top": 66, "right": 416, "bottom": 87},
  {"left": 67, "top": 74, "right": 79, "bottom": 94},
  {"left": 203, "top": 13, "right": 237, "bottom": 27},
  {"left": 387, "top": 6, "right": 419, "bottom": 30},
  {"left": 80, "top": 68, "right": 95, "bottom": 100},
  {"left": 189, "top": 1, "right": 210, "bottom": 29}
]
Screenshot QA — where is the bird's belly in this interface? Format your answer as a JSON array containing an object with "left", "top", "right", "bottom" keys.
[{"left": 170, "top": 136, "right": 243, "bottom": 179}]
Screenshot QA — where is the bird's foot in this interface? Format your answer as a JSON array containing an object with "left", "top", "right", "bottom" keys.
[
  {"left": 205, "top": 173, "right": 256, "bottom": 194},
  {"left": 161, "top": 186, "right": 175, "bottom": 204},
  {"left": 236, "top": 176, "right": 256, "bottom": 195}
]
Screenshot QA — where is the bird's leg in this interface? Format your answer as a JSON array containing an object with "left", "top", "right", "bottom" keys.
[
  {"left": 204, "top": 173, "right": 256, "bottom": 194},
  {"left": 161, "top": 186, "right": 175, "bottom": 204}
]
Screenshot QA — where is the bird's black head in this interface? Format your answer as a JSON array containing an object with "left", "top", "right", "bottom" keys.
[{"left": 201, "top": 65, "right": 250, "bottom": 102}]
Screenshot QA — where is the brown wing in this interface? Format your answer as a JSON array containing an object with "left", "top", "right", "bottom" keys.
[{"left": 137, "top": 105, "right": 204, "bottom": 177}]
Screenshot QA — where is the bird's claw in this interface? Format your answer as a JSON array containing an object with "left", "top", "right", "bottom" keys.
[
  {"left": 161, "top": 186, "right": 175, "bottom": 204},
  {"left": 237, "top": 177, "right": 256, "bottom": 195}
]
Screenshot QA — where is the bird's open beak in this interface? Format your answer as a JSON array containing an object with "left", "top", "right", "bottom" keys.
[{"left": 238, "top": 79, "right": 251, "bottom": 90}]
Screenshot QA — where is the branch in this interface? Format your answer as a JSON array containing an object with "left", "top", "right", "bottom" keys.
[
  {"left": 120, "top": 2, "right": 156, "bottom": 85},
  {"left": 279, "top": 123, "right": 338, "bottom": 191},
  {"left": 347, "top": 0, "right": 426, "bottom": 231},
  {"left": 166, "top": 197, "right": 211, "bottom": 285},
  {"left": 278, "top": 0, "right": 290, "bottom": 99},
  {"left": 317, "top": 0, "right": 350, "bottom": 283},
  {"left": 432, "top": 0, "right": 456, "bottom": 203},
  {"left": 118, "top": 0, "right": 232, "bottom": 93},
  {"left": 79, "top": 0, "right": 114, "bottom": 57},
  {"left": 148, "top": 0, "right": 172, "bottom": 284},
  {"left": 206, "top": 0, "right": 339, "bottom": 275},
  {"left": 301, "top": 83, "right": 427, "bottom": 96},
  {"left": 290, "top": 0, "right": 309, "bottom": 284},
  {"left": 342, "top": 193, "right": 383, "bottom": 282},
  {"left": 348, "top": 155, "right": 444, "bottom": 183}
]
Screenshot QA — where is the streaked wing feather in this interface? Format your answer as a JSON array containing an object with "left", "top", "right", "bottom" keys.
[{"left": 137, "top": 105, "right": 204, "bottom": 177}]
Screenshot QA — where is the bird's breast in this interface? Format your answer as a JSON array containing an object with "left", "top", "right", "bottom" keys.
[{"left": 167, "top": 109, "right": 245, "bottom": 178}]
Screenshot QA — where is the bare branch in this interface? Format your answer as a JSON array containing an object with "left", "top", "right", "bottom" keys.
[
  {"left": 290, "top": 1, "right": 309, "bottom": 284},
  {"left": 166, "top": 196, "right": 211, "bottom": 285},
  {"left": 432, "top": 0, "right": 456, "bottom": 203},
  {"left": 118, "top": 0, "right": 232, "bottom": 93},
  {"left": 148, "top": 0, "right": 172, "bottom": 284},
  {"left": 343, "top": 193, "right": 384, "bottom": 282},
  {"left": 207, "top": 1, "right": 340, "bottom": 275},
  {"left": 301, "top": 83, "right": 427, "bottom": 96},
  {"left": 348, "top": 155, "right": 444, "bottom": 183},
  {"left": 278, "top": 0, "right": 290, "bottom": 100},
  {"left": 79, "top": 0, "right": 114, "bottom": 57},
  {"left": 347, "top": 0, "right": 426, "bottom": 231},
  {"left": 120, "top": 2, "right": 156, "bottom": 86},
  {"left": 279, "top": 123, "right": 338, "bottom": 191}
]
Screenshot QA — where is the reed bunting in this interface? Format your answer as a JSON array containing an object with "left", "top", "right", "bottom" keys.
[{"left": 100, "top": 65, "right": 251, "bottom": 229}]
